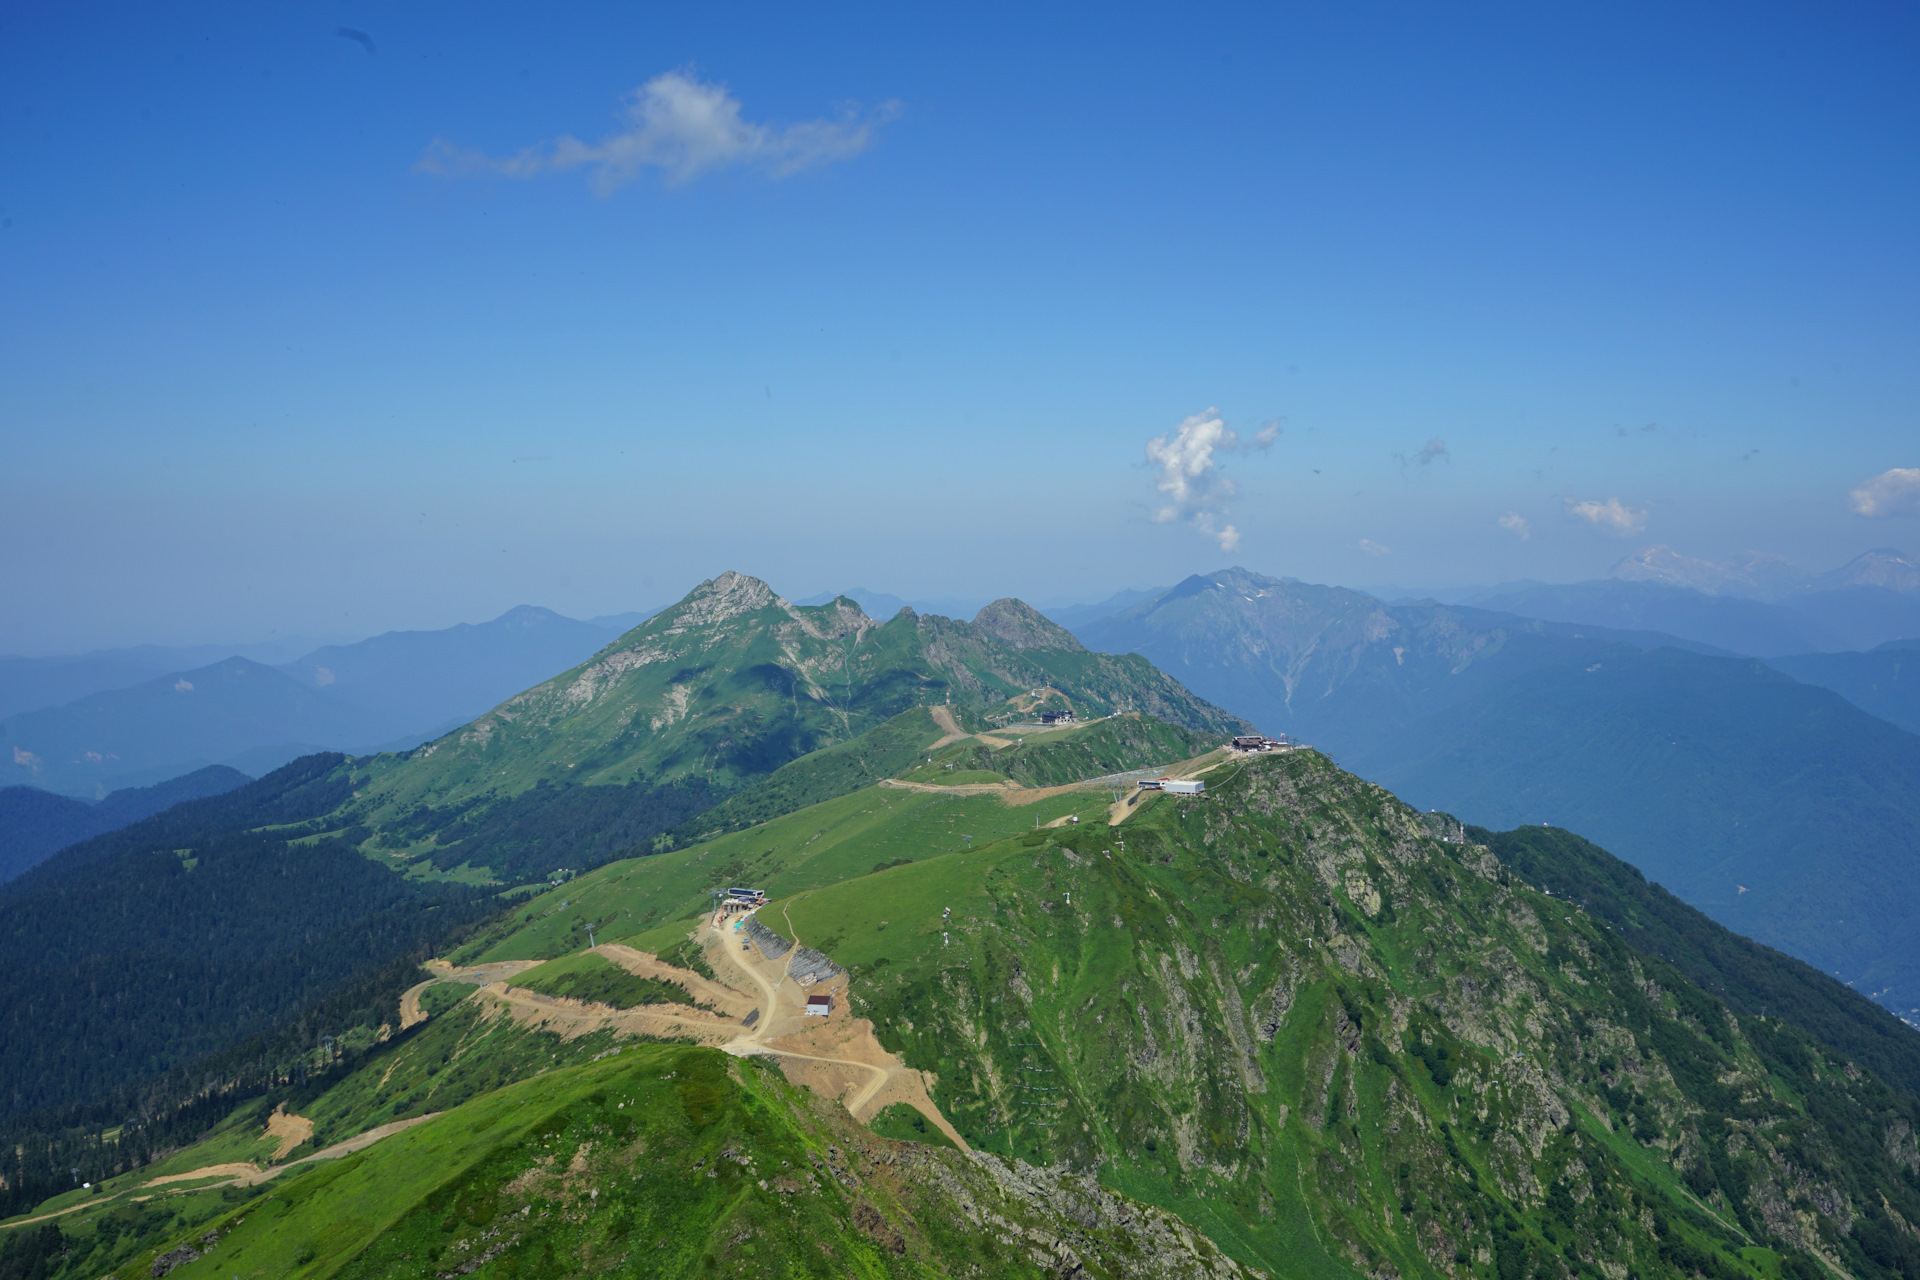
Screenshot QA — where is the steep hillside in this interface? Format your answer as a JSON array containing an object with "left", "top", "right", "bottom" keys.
[
  {"left": 1472, "top": 822, "right": 1920, "bottom": 1066},
  {"left": 768, "top": 751, "right": 1920, "bottom": 1280},
  {"left": 9, "top": 1035, "right": 1255, "bottom": 1280},
  {"left": 345, "top": 573, "right": 1243, "bottom": 881},
  {"left": 1077, "top": 568, "right": 1920, "bottom": 1022},
  {"left": 12, "top": 746, "right": 1920, "bottom": 1280},
  {"left": 1346, "top": 647, "right": 1920, "bottom": 1012},
  {"left": 0, "top": 757, "right": 487, "bottom": 1117}
]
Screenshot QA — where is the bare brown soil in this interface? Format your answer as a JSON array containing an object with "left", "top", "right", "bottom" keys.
[{"left": 264, "top": 1104, "right": 313, "bottom": 1159}]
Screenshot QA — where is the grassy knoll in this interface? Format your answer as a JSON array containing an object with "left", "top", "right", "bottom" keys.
[
  {"left": 455, "top": 782, "right": 1110, "bottom": 965},
  {"left": 509, "top": 951, "right": 708, "bottom": 1010}
]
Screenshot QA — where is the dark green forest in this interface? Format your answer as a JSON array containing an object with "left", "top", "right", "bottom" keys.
[{"left": 0, "top": 757, "right": 490, "bottom": 1119}]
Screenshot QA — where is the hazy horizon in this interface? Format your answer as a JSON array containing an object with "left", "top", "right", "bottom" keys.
[{"left": 5, "top": 4, "right": 1917, "bottom": 653}]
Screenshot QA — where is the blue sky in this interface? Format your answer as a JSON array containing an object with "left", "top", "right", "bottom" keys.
[{"left": 3, "top": 2, "right": 1918, "bottom": 651}]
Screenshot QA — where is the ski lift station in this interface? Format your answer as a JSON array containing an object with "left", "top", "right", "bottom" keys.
[
  {"left": 719, "top": 887, "right": 767, "bottom": 913},
  {"left": 1137, "top": 777, "right": 1205, "bottom": 795},
  {"left": 805, "top": 993, "right": 833, "bottom": 1017}
]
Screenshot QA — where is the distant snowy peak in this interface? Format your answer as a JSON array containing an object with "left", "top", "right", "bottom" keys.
[
  {"left": 1607, "top": 545, "right": 1809, "bottom": 598},
  {"left": 1815, "top": 547, "right": 1920, "bottom": 595}
]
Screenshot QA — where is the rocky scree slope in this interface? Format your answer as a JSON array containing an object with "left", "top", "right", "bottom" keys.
[{"left": 786, "top": 751, "right": 1920, "bottom": 1280}]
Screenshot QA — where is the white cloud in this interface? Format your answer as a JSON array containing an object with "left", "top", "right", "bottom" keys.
[
  {"left": 11, "top": 746, "right": 39, "bottom": 772},
  {"left": 174, "top": 678, "right": 194, "bottom": 692},
  {"left": 415, "top": 71, "right": 899, "bottom": 192},
  {"left": 1143, "top": 408, "right": 1276, "bottom": 551},
  {"left": 1848, "top": 468, "right": 1920, "bottom": 517},
  {"left": 1418, "top": 438, "right": 1449, "bottom": 465},
  {"left": 1566, "top": 497, "right": 1648, "bottom": 535},
  {"left": 1499, "top": 511, "right": 1531, "bottom": 540},
  {"left": 1358, "top": 538, "right": 1391, "bottom": 556}
]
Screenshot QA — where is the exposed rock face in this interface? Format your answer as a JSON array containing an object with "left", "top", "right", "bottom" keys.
[
  {"left": 850, "top": 749, "right": 1920, "bottom": 1280},
  {"left": 971, "top": 598, "right": 1088, "bottom": 653}
]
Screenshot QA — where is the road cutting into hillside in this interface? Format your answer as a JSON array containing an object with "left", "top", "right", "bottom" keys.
[
  {"left": 451, "top": 923, "right": 964, "bottom": 1149},
  {"left": 877, "top": 777, "right": 1095, "bottom": 807},
  {"left": 1, "top": 1112, "right": 444, "bottom": 1229},
  {"left": 707, "top": 909, "right": 969, "bottom": 1149},
  {"left": 926, "top": 705, "right": 970, "bottom": 749},
  {"left": 401, "top": 958, "right": 545, "bottom": 1029},
  {"left": 149, "top": 1114, "right": 444, "bottom": 1191}
]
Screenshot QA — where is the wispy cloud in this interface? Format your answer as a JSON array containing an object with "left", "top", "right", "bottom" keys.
[
  {"left": 1358, "top": 538, "right": 1391, "bottom": 556},
  {"left": 1848, "top": 468, "right": 1920, "bottom": 517},
  {"left": 1498, "top": 511, "right": 1531, "bottom": 540},
  {"left": 414, "top": 71, "right": 899, "bottom": 193},
  {"left": 1566, "top": 497, "right": 1648, "bottom": 535},
  {"left": 1143, "top": 408, "right": 1279, "bottom": 551}
]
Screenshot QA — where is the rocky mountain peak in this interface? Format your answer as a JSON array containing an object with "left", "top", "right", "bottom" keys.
[
  {"left": 668, "top": 571, "right": 782, "bottom": 626},
  {"left": 970, "top": 598, "right": 1085, "bottom": 652}
]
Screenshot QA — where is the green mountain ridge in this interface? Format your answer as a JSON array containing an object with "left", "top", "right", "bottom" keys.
[
  {"left": 337, "top": 571, "right": 1243, "bottom": 883},
  {"left": 11, "top": 749, "right": 1920, "bottom": 1280},
  {"left": 1075, "top": 567, "right": 1920, "bottom": 1021}
]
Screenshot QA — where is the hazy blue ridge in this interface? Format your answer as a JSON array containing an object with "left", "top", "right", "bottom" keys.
[
  {"left": 1074, "top": 567, "right": 1920, "bottom": 1023},
  {"left": 1472, "top": 578, "right": 1832, "bottom": 656},
  {"left": 1350, "top": 647, "right": 1920, "bottom": 1018},
  {"left": 0, "top": 607, "right": 632, "bottom": 798},
  {"left": 1769, "top": 644, "right": 1920, "bottom": 735},
  {"left": 0, "top": 764, "right": 249, "bottom": 883},
  {"left": 275, "top": 604, "right": 624, "bottom": 737}
]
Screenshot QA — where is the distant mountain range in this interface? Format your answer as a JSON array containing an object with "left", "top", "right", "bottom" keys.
[
  {"left": 0, "top": 605, "right": 657, "bottom": 800},
  {"left": 1610, "top": 543, "right": 1920, "bottom": 598},
  {"left": 1770, "top": 638, "right": 1920, "bottom": 735},
  {"left": 1074, "top": 566, "right": 1920, "bottom": 1021},
  {"left": 1377, "top": 547, "right": 1920, "bottom": 657}
]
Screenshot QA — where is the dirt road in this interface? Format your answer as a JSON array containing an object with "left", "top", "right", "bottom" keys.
[
  {"left": 699, "top": 912, "right": 968, "bottom": 1149},
  {"left": 0, "top": 1113, "right": 441, "bottom": 1230}
]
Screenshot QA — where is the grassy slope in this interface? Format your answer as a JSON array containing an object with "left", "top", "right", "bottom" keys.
[
  {"left": 665, "top": 706, "right": 942, "bottom": 844},
  {"left": 58, "top": 1037, "right": 1258, "bottom": 1280},
  {"left": 509, "top": 951, "right": 705, "bottom": 1010},
  {"left": 897, "top": 713, "right": 1216, "bottom": 787},
  {"left": 329, "top": 579, "right": 1240, "bottom": 885},
  {"left": 456, "top": 782, "right": 1112, "bottom": 965},
  {"left": 765, "top": 752, "right": 1920, "bottom": 1280}
]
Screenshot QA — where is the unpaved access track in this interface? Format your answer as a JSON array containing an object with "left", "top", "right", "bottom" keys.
[
  {"left": 708, "top": 904, "right": 967, "bottom": 1148},
  {"left": 419, "top": 919, "right": 969, "bottom": 1150},
  {"left": 3, "top": 917, "right": 968, "bottom": 1234}
]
